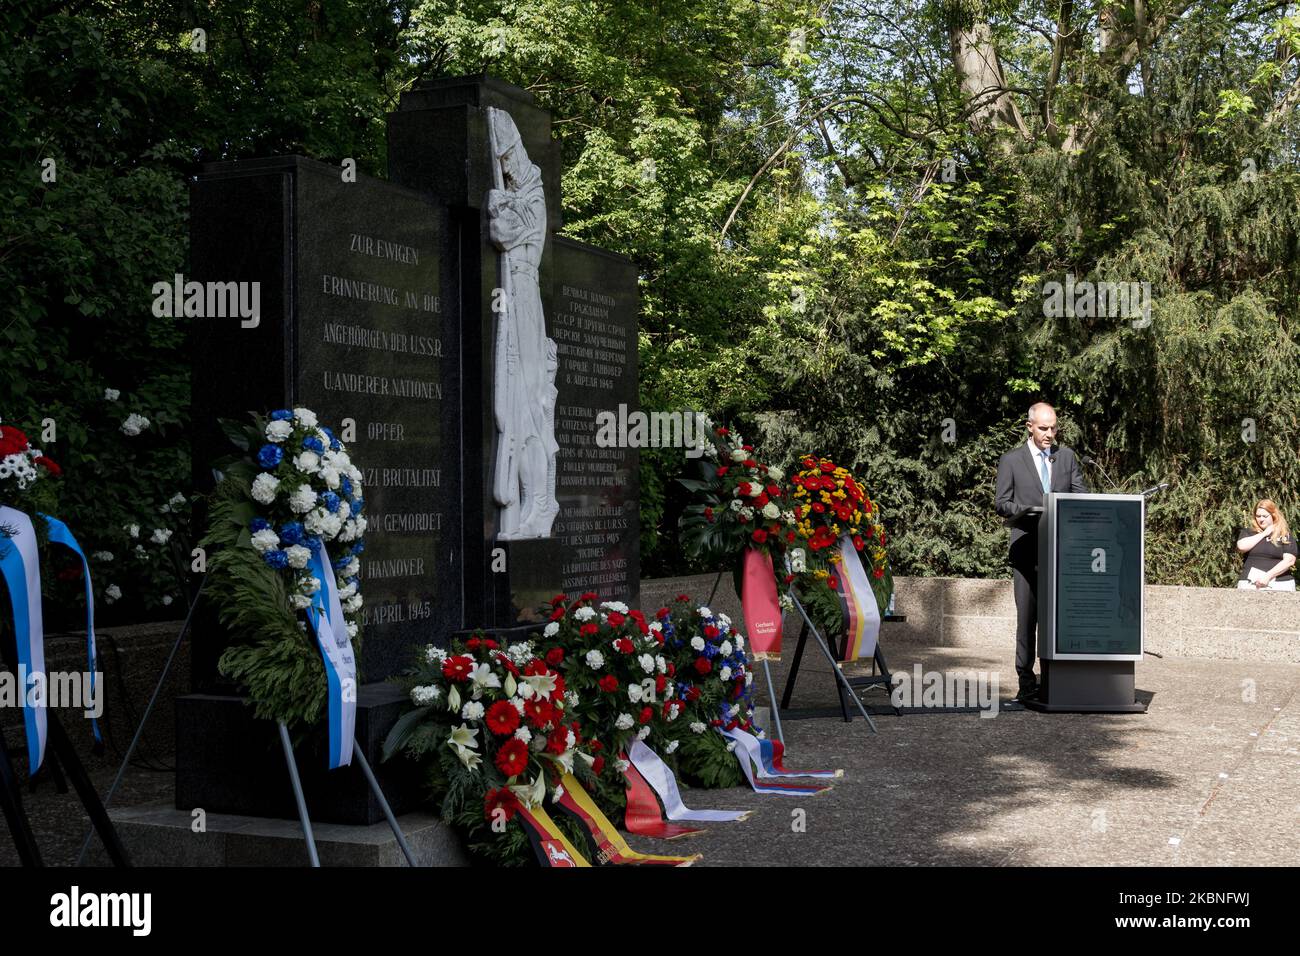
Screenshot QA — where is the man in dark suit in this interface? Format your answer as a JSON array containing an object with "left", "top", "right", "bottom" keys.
[{"left": 994, "top": 402, "right": 1088, "bottom": 700}]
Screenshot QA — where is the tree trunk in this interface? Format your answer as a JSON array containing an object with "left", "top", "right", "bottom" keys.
[{"left": 950, "top": 17, "right": 1031, "bottom": 144}]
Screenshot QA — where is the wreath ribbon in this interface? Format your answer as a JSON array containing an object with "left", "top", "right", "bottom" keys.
[
  {"left": 0, "top": 508, "right": 102, "bottom": 769},
  {"left": 304, "top": 538, "right": 356, "bottom": 769}
]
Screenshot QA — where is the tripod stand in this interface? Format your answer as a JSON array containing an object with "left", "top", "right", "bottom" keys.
[{"left": 0, "top": 696, "right": 129, "bottom": 866}]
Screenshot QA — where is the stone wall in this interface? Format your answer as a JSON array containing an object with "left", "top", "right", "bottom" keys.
[{"left": 643, "top": 574, "right": 1300, "bottom": 664}]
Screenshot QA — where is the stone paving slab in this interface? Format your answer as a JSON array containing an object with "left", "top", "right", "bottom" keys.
[
  {"left": 620, "top": 647, "right": 1299, "bottom": 867},
  {"left": 4, "top": 644, "right": 1295, "bottom": 867}
]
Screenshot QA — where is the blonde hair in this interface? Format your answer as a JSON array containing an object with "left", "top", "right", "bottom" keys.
[{"left": 1251, "top": 499, "right": 1291, "bottom": 544}]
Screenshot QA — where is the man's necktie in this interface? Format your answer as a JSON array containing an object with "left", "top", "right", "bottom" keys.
[{"left": 1039, "top": 451, "right": 1050, "bottom": 494}]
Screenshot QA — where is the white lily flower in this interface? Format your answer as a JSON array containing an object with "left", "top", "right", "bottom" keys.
[
  {"left": 521, "top": 672, "right": 557, "bottom": 700},
  {"left": 468, "top": 662, "right": 501, "bottom": 696}
]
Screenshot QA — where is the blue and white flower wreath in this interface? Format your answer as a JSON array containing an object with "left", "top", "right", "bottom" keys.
[{"left": 244, "top": 407, "right": 366, "bottom": 640}]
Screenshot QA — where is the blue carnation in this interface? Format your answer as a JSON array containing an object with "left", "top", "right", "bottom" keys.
[
  {"left": 257, "top": 444, "right": 283, "bottom": 468},
  {"left": 340, "top": 476, "right": 353, "bottom": 498},
  {"left": 264, "top": 550, "right": 289, "bottom": 569},
  {"left": 321, "top": 427, "right": 342, "bottom": 451},
  {"left": 270, "top": 409, "right": 293, "bottom": 421},
  {"left": 279, "top": 521, "right": 305, "bottom": 546},
  {"left": 351, "top": 541, "right": 366, "bottom": 556},
  {"left": 305, "top": 537, "right": 322, "bottom": 553},
  {"left": 250, "top": 517, "right": 270, "bottom": 533},
  {"left": 302, "top": 436, "right": 324, "bottom": 454},
  {"left": 320, "top": 491, "right": 341, "bottom": 513}
]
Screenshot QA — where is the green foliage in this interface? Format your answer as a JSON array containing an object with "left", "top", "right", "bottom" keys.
[
  {"left": 204, "top": 473, "right": 336, "bottom": 728},
  {"left": 6, "top": 0, "right": 1299, "bottom": 596}
]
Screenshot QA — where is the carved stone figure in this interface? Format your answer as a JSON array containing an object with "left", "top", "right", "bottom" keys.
[{"left": 487, "top": 107, "right": 560, "bottom": 539}]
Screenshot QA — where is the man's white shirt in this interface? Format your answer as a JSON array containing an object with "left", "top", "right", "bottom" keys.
[{"left": 1026, "top": 438, "right": 1052, "bottom": 488}]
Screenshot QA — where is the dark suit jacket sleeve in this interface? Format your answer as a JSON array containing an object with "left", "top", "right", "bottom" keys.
[
  {"left": 995, "top": 453, "right": 1017, "bottom": 517},
  {"left": 1068, "top": 449, "right": 1089, "bottom": 493}
]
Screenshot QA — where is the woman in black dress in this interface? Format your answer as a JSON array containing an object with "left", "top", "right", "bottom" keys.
[{"left": 1235, "top": 500, "right": 1297, "bottom": 590}]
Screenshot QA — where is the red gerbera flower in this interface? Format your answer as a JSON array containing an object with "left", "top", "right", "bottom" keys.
[
  {"left": 546, "top": 725, "right": 570, "bottom": 755},
  {"left": 494, "top": 739, "right": 529, "bottom": 777},
  {"left": 441, "top": 655, "right": 474, "bottom": 682},
  {"left": 485, "top": 700, "right": 521, "bottom": 736},
  {"left": 524, "top": 697, "right": 555, "bottom": 729},
  {"left": 484, "top": 787, "right": 520, "bottom": 822}
]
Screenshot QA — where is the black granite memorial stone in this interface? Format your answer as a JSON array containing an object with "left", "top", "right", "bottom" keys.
[
  {"left": 389, "top": 77, "right": 564, "bottom": 629},
  {"left": 551, "top": 237, "right": 641, "bottom": 607},
  {"left": 387, "top": 76, "right": 641, "bottom": 624},
  {"left": 182, "top": 76, "right": 641, "bottom": 827},
  {"left": 189, "top": 156, "right": 461, "bottom": 682}
]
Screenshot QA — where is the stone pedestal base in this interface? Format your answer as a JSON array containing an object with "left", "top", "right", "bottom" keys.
[
  {"left": 175, "top": 682, "right": 423, "bottom": 826},
  {"left": 87, "top": 803, "right": 468, "bottom": 867}
]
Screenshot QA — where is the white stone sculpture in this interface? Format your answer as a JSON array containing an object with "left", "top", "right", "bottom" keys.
[{"left": 487, "top": 106, "right": 560, "bottom": 539}]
